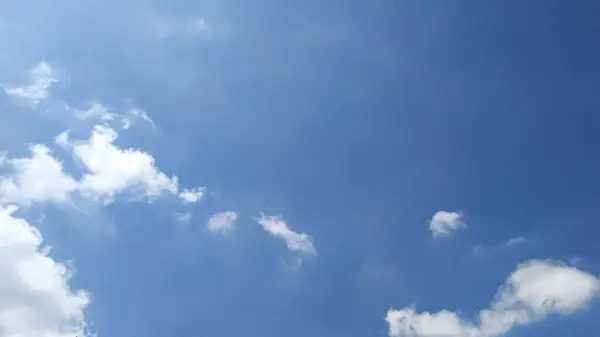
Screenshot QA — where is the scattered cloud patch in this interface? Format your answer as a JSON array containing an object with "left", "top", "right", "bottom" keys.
[
  {"left": 386, "top": 259, "right": 600, "bottom": 337},
  {"left": 179, "top": 187, "right": 206, "bottom": 204},
  {"left": 429, "top": 211, "right": 465, "bottom": 238},
  {"left": 0, "top": 144, "right": 77, "bottom": 205},
  {"left": 207, "top": 211, "right": 237, "bottom": 234},
  {"left": 2, "top": 61, "right": 58, "bottom": 106},
  {"left": 257, "top": 214, "right": 316, "bottom": 255},
  {"left": 0, "top": 205, "right": 91, "bottom": 337}
]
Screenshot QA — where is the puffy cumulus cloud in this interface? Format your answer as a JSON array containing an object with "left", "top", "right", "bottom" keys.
[
  {"left": 429, "top": 211, "right": 465, "bottom": 238},
  {"left": 2, "top": 61, "right": 58, "bottom": 106},
  {"left": 207, "top": 211, "right": 237, "bottom": 234},
  {"left": 0, "top": 145, "right": 78, "bottom": 205},
  {"left": 59, "top": 125, "right": 178, "bottom": 202},
  {"left": 386, "top": 259, "right": 600, "bottom": 337},
  {"left": 256, "top": 214, "right": 316, "bottom": 255},
  {"left": 178, "top": 187, "right": 205, "bottom": 204},
  {"left": 0, "top": 205, "right": 91, "bottom": 337}
]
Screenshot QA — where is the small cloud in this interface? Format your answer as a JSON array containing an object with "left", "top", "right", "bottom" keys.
[
  {"left": 122, "top": 108, "right": 156, "bottom": 129},
  {"left": 69, "top": 103, "right": 117, "bottom": 122},
  {"left": 179, "top": 187, "right": 206, "bottom": 204},
  {"left": 189, "top": 18, "right": 212, "bottom": 37},
  {"left": 207, "top": 211, "right": 237, "bottom": 234},
  {"left": 2, "top": 61, "right": 59, "bottom": 106},
  {"left": 470, "top": 236, "right": 529, "bottom": 261},
  {"left": 175, "top": 212, "right": 193, "bottom": 224},
  {"left": 429, "top": 211, "right": 465, "bottom": 238},
  {"left": 504, "top": 236, "right": 528, "bottom": 247},
  {"left": 66, "top": 103, "right": 154, "bottom": 130},
  {"left": 256, "top": 214, "right": 316, "bottom": 255}
]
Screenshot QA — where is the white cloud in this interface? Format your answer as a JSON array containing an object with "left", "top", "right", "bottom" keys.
[
  {"left": 69, "top": 103, "right": 117, "bottom": 122},
  {"left": 67, "top": 103, "right": 155, "bottom": 130},
  {"left": 175, "top": 212, "right": 193, "bottom": 224},
  {"left": 60, "top": 125, "right": 178, "bottom": 202},
  {"left": 3, "top": 61, "right": 58, "bottom": 106},
  {"left": 0, "top": 205, "right": 91, "bottom": 337},
  {"left": 256, "top": 214, "right": 316, "bottom": 255},
  {"left": 122, "top": 108, "right": 155, "bottom": 130},
  {"left": 429, "top": 211, "right": 465, "bottom": 238},
  {"left": 0, "top": 145, "right": 78, "bottom": 205},
  {"left": 386, "top": 259, "right": 600, "bottom": 337},
  {"left": 178, "top": 187, "right": 205, "bottom": 204},
  {"left": 504, "top": 236, "right": 527, "bottom": 247},
  {"left": 208, "top": 211, "right": 237, "bottom": 234}
]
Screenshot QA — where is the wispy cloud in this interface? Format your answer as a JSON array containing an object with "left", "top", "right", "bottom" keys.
[
  {"left": 175, "top": 211, "right": 193, "bottom": 224},
  {"left": 256, "top": 214, "right": 316, "bottom": 255},
  {"left": 2, "top": 61, "right": 58, "bottom": 106},
  {"left": 470, "top": 236, "right": 529, "bottom": 260}
]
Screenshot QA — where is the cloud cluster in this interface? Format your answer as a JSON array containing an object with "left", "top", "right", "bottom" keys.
[
  {"left": 386, "top": 259, "right": 600, "bottom": 337},
  {"left": 0, "top": 205, "right": 90, "bottom": 337}
]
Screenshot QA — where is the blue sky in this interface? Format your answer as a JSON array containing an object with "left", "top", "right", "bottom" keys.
[{"left": 0, "top": 1, "right": 599, "bottom": 337}]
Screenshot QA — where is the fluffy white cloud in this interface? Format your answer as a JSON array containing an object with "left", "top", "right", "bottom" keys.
[
  {"left": 2, "top": 61, "right": 58, "bottom": 106},
  {"left": 386, "top": 259, "right": 600, "bottom": 337},
  {"left": 257, "top": 214, "right": 316, "bottom": 255},
  {"left": 208, "top": 211, "right": 237, "bottom": 234},
  {"left": 429, "top": 211, "right": 465, "bottom": 238},
  {"left": 60, "top": 125, "right": 178, "bottom": 202},
  {"left": 178, "top": 187, "right": 205, "bottom": 204},
  {"left": 0, "top": 145, "right": 78, "bottom": 205},
  {"left": 0, "top": 205, "right": 90, "bottom": 337}
]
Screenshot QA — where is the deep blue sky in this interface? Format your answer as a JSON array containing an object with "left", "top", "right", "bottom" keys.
[{"left": 1, "top": 1, "right": 599, "bottom": 337}]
